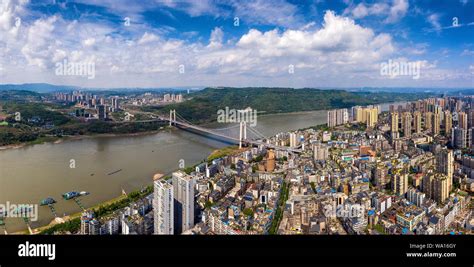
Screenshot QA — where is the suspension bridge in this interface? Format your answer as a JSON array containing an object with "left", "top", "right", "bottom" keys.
[{"left": 124, "top": 109, "right": 302, "bottom": 153}]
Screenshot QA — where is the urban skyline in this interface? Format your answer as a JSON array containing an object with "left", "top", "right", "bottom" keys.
[{"left": 14, "top": 92, "right": 472, "bottom": 236}]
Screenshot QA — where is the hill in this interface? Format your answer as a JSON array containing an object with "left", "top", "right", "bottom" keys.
[
  {"left": 149, "top": 87, "right": 435, "bottom": 124},
  {"left": 0, "top": 83, "right": 80, "bottom": 93}
]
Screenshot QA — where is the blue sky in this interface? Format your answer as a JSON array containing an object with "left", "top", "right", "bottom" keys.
[{"left": 0, "top": 0, "right": 473, "bottom": 88}]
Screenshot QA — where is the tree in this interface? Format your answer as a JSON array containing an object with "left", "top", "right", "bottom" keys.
[
  {"left": 310, "top": 182, "right": 316, "bottom": 193},
  {"left": 243, "top": 208, "right": 254, "bottom": 217}
]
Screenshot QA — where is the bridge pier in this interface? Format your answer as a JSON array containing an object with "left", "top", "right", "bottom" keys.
[
  {"left": 169, "top": 110, "right": 176, "bottom": 126},
  {"left": 165, "top": 110, "right": 301, "bottom": 153},
  {"left": 239, "top": 121, "right": 247, "bottom": 149}
]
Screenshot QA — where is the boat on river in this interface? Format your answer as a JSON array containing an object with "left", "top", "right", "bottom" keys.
[
  {"left": 40, "top": 197, "right": 56, "bottom": 206},
  {"left": 62, "top": 191, "right": 80, "bottom": 200}
]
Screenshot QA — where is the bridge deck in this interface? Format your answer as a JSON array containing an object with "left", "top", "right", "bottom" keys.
[{"left": 157, "top": 115, "right": 302, "bottom": 153}]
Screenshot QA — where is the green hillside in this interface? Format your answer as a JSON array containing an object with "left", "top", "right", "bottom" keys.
[{"left": 147, "top": 87, "right": 434, "bottom": 124}]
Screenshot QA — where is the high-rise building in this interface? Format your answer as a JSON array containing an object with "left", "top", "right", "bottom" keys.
[
  {"left": 80, "top": 211, "right": 96, "bottom": 235},
  {"left": 154, "top": 179, "right": 174, "bottom": 235},
  {"left": 436, "top": 148, "right": 453, "bottom": 193},
  {"left": 353, "top": 107, "right": 378, "bottom": 127},
  {"left": 413, "top": 111, "right": 422, "bottom": 134},
  {"left": 266, "top": 149, "right": 276, "bottom": 172},
  {"left": 444, "top": 110, "right": 452, "bottom": 137},
  {"left": 461, "top": 155, "right": 474, "bottom": 179},
  {"left": 172, "top": 171, "right": 195, "bottom": 234},
  {"left": 327, "top": 109, "right": 348, "bottom": 127},
  {"left": 373, "top": 165, "right": 388, "bottom": 190},
  {"left": 337, "top": 108, "right": 349, "bottom": 125},
  {"left": 407, "top": 189, "right": 425, "bottom": 207},
  {"left": 401, "top": 112, "right": 412, "bottom": 138},
  {"left": 390, "top": 112, "right": 399, "bottom": 134},
  {"left": 353, "top": 106, "right": 363, "bottom": 122},
  {"left": 389, "top": 104, "right": 395, "bottom": 113},
  {"left": 452, "top": 127, "right": 467, "bottom": 149},
  {"left": 468, "top": 110, "right": 474, "bottom": 129},
  {"left": 470, "top": 128, "right": 474, "bottom": 148},
  {"left": 432, "top": 112, "right": 440, "bottom": 136},
  {"left": 111, "top": 97, "right": 120, "bottom": 111},
  {"left": 98, "top": 105, "right": 106, "bottom": 120},
  {"left": 422, "top": 173, "right": 433, "bottom": 199},
  {"left": 313, "top": 143, "right": 328, "bottom": 161},
  {"left": 459, "top": 111, "right": 468, "bottom": 129},
  {"left": 423, "top": 173, "right": 449, "bottom": 204},
  {"left": 434, "top": 175, "right": 449, "bottom": 204},
  {"left": 327, "top": 110, "right": 337, "bottom": 128},
  {"left": 391, "top": 172, "right": 408, "bottom": 196},
  {"left": 289, "top": 133, "right": 298, "bottom": 147},
  {"left": 89, "top": 219, "right": 100, "bottom": 235},
  {"left": 365, "top": 108, "right": 378, "bottom": 128},
  {"left": 424, "top": 112, "right": 433, "bottom": 132}
]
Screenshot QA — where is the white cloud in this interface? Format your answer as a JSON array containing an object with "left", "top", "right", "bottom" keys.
[
  {"left": 21, "top": 16, "right": 58, "bottom": 68},
  {"left": 157, "top": 0, "right": 303, "bottom": 28},
  {"left": 237, "top": 11, "right": 392, "bottom": 57},
  {"left": 461, "top": 49, "right": 474, "bottom": 56},
  {"left": 350, "top": 2, "right": 389, "bottom": 19},
  {"left": 137, "top": 32, "right": 159, "bottom": 45},
  {"left": 427, "top": 13, "right": 442, "bottom": 32},
  {"left": 0, "top": 0, "right": 29, "bottom": 38},
  {"left": 344, "top": 0, "right": 408, "bottom": 23},
  {"left": 208, "top": 27, "right": 224, "bottom": 49},
  {"left": 385, "top": 0, "right": 409, "bottom": 23},
  {"left": 1, "top": 3, "right": 471, "bottom": 88},
  {"left": 229, "top": 0, "right": 303, "bottom": 28},
  {"left": 199, "top": 11, "right": 395, "bottom": 78},
  {"left": 159, "top": 0, "right": 224, "bottom": 17},
  {"left": 83, "top": 37, "right": 96, "bottom": 47},
  {"left": 52, "top": 49, "right": 67, "bottom": 62},
  {"left": 401, "top": 43, "right": 429, "bottom": 55}
]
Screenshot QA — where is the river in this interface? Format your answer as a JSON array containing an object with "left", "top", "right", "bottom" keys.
[{"left": 0, "top": 102, "right": 402, "bottom": 233}]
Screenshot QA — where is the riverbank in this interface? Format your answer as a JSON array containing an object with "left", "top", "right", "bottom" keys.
[
  {"left": 1, "top": 100, "right": 412, "bottom": 234},
  {"left": 20, "top": 144, "right": 245, "bottom": 235},
  {"left": 14, "top": 193, "right": 130, "bottom": 235},
  {"left": 207, "top": 145, "right": 242, "bottom": 162},
  {"left": 0, "top": 109, "right": 322, "bottom": 151}
]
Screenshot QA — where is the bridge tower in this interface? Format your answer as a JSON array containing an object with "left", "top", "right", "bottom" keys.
[
  {"left": 169, "top": 109, "right": 176, "bottom": 126},
  {"left": 239, "top": 121, "right": 247, "bottom": 149}
]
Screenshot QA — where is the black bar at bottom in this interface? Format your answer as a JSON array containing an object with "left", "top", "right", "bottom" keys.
[{"left": 0, "top": 235, "right": 470, "bottom": 266}]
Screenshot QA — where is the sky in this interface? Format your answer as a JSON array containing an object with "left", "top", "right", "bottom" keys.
[{"left": 0, "top": 0, "right": 473, "bottom": 89}]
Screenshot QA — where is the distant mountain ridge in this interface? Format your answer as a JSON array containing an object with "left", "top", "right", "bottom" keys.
[
  {"left": 1, "top": 83, "right": 472, "bottom": 94},
  {"left": 0, "top": 83, "right": 80, "bottom": 93},
  {"left": 0, "top": 83, "right": 202, "bottom": 93}
]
